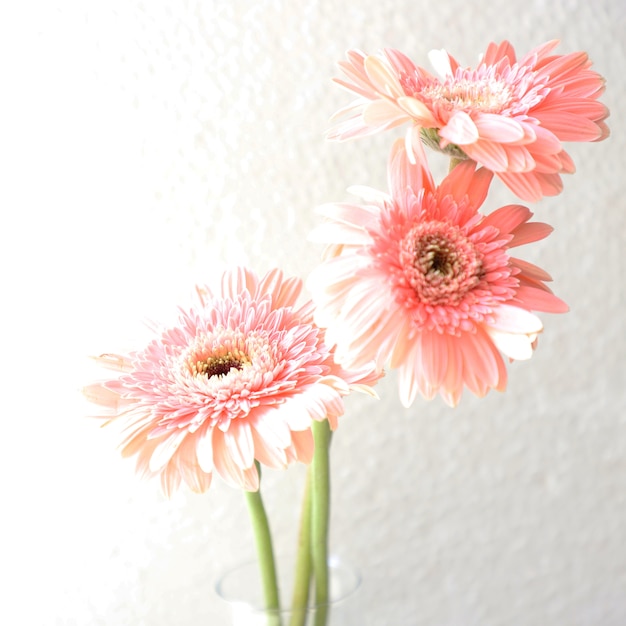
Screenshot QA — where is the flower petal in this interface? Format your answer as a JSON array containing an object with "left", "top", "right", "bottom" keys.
[
  {"left": 212, "top": 428, "right": 259, "bottom": 491},
  {"left": 223, "top": 420, "right": 255, "bottom": 471},
  {"left": 484, "top": 327, "right": 537, "bottom": 361},
  {"left": 439, "top": 111, "right": 479, "bottom": 144},
  {"left": 465, "top": 139, "right": 509, "bottom": 171},
  {"left": 474, "top": 114, "right": 526, "bottom": 143},
  {"left": 489, "top": 304, "right": 543, "bottom": 335},
  {"left": 362, "top": 99, "right": 409, "bottom": 127},
  {"left": 364, "top": 54, "right": 404, "bottom": 97},
  {"left": 396, "top": 96, "right": 438, "bottom": 126},
  {"left": 514, "top": 286, "right": 569, "bottom": 313}
]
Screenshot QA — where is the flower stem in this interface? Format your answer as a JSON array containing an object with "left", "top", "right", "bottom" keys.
[
  {"left": 245, "top": 463, "right": 282, "bottom": 626},
  {"left": 311, "top": 419, "right": 332, "bottom": 626},
  {"left": 449, "top": 156, "right": 465, "bottom": 172},
  {"left": 289, "top": 469, "right": 313, "bottom": 626}
]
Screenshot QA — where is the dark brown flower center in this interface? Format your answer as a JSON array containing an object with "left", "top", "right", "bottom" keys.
[
  {"left": 416, "top": 234, "right": 463, "bottom": 277},
  {"left": 195, "top": 354, "right": 244, "bottom": 378},
  {"left": 400, "top": 224, "right": 483, "bottom": 305}
]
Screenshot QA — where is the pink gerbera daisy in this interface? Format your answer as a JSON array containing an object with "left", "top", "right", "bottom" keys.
[
  {"left": 84, "top": 267, "right": 380, "bottom": 496},
  {"left": 328, "top": 40, "right": 609, "bottom": 202},
  {"left": 308, "top": 140, "right": 568, "bottom": 407}
]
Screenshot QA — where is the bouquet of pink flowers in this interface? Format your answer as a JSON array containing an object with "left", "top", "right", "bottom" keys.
[{"left": 84, "top": 39, "right": 608, "bottom": 625}]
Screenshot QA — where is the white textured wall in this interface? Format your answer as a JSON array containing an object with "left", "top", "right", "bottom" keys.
[{"left": 2, "top": 1, "right": 625, "bottom": 624}]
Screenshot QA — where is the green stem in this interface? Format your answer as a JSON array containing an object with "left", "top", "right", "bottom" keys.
[
  {"left": 289, "top": 469, "right": 313, "bottom": 626},
  {"left": 311, "top": 420, "right": 332, "bottom": 626},
  {"left": 244, "top": 463, "right": 282, "bottom": 626}
]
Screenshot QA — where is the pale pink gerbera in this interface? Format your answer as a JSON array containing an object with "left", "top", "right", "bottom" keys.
[
  {"left": 84, "top": 267, "right": 379, "bottom": 496},
  {"left": 328, "top": 40, "right": 609, "bottom": 202},
  {"left": 308, "top": 141, "right": 568, "bottom": 407}
]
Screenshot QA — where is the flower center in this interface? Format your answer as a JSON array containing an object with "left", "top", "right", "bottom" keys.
[
  {"left": 400, "top": 223, "right": 483, "bottom": 305},
  {"left": 419, "top": 76, "right": 513, "bottom": 114},
  {"left": 194, "top": 354, "right": 245, "bottom": 378}
]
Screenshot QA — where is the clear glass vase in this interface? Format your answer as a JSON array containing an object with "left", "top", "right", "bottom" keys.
[{"left": 215, "top": 554, "right": 361, "bottom": 626}]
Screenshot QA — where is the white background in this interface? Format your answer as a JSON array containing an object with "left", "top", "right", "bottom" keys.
[{"left": 1, "top": 1, "right": 625, "bottom": 624}]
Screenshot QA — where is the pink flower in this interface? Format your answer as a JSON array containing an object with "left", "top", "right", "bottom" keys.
[
  {"left": 308, "top": 140, "right": 568, "bottom": 407},
  {"left": 328, "top": 40, "right": 609, "bottom": 202},
  {"left": 84, "top": 268, "right": 379, "bottom": 496}
]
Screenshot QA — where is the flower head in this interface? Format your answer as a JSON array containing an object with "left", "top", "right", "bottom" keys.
[
  {"left": 308, "top": 140, "right": 568, "bottom": 407},
  {"left": 84, "top": 268, "right": 379, "bottom": 496},
  {"left": 328, "top": 40, "right": 609, "bottom": 201}
]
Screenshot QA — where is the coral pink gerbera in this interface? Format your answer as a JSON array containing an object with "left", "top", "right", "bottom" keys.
[
  {"left": 328, "top": 40, "right": 609, "bottom": 202},
  {"left": 84, "top": 267, "right": 379, "bottom": 496},
  {"left": 307, "top": 140, "right": 568, "bottom": 407}
]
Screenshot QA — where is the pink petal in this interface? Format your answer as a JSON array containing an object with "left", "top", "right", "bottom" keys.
[
  {"left": 594, "top": 120, "right": 610, "bottom": 141},
  {"left": 257, "top": 270, "right": 302, "bottom": 309},
  {"left": 535, "top": 172, "right": 564, "bottom": 197},
  {"left": 195, "top": 426, "right": 214, "bottom": 473},
  {"left": 388, "top": 138, "right": 435, "bottom": 198},
  {"left": 509, "top": 221, "right": 554, "bottom": 247},
  {"left": 160, "top": 466, "right": 182, "bottom": 498},
  {"left": 364, "top": 55, "right": 404, "bottom": 97},
  {"left": 384, "top": 48, "right": 427, "bottom": 77},
  {"left": 489, "top": 304, "right": 543, "bottom": 334},
  {"left": 514, "top": 286, "right": 569, "bottom": 313},
  {"left": 485, "top": 327, "right": 537, "bottom": 361},
  {"left": 363, "top": 99, "right": 409, "bottom": 126},
  {"left": 420, "top": 331, "right": 448, "bottom": 389},
  {"left": 181, "top": 468, "right": 212, "bottom": 494},
  {"left": 440, "top": 161, "right": 493, "bottom": 210},
  {"left": 536, "top": 98, "right": 608, "bottom": 121},
  {"left": 441, "top": 337, "right": 465, "bottom": 406},
  {"left": 251, "top": 427, "right": 288, "bottom": 469},
  {"left": 526, "top": 125, "right": 562, "bottom": 155},
  {"left": 397, "top": 346, "right": 422, "bottom": 408},
  {"left": 149, "top": 430, "right": 188, "bottom": 473},
  {"left": 290, "top": 429, "right": 315, "bottom": 463},
  {"left": 389, "top": 317, "right": 420, "bottom": 369},
  {"left": 482, "top": 40, "right": 517, "bottom": 65},
  {"left": 396, "top": 96, "right": 439, "bottom": 126},
  {"left": 474, "top": 114, "right": 526, "bottom": 143},
  {"left": 535, "top": 50, "right": 589, "bottom": 81},
  {"left": 428, "top": 48, "right": 454, "bottom": 77},
  {"left": 223, "top": 420, "right": 255, "bottom": 470},
  {"left": 465, "top": 139, "right": 508, "bottom": 171},
  {"left": 533, "top": 112, "right": 604, "bottom": 141},
  {"left": 480, "top": 204, "right": 532, "bottom": 234},
  {"left": 530, "top": 151, "right": 564, "bottom": 173},
  {"left": 439, "top": 111, "right": 479, "bottom": 144},
  {"left": 461, "top": 329, "right": 504, "bottom": 394},
  {"left": 176, "top": 436, "right": 213, "bottom": 493},
  {"left": 519, "top": 39, "right": 560, "bottom": 66},
  {"left": 503, "top": 145, "right": 535, "bottom": 172},
  {"left": 326, "top": 117, "right": 385, "bottom": 141},
  {"left": 82, "top": 382, "right": 127, "bottom": 411},
  {"left": 509, "top": 257, "right": 553, "bottom": 282},
  {"left": 221, "top": 267, "right": 258, "bottom": 299},
  {"left": 212, "top": 429, "right": 259, "bottom": 491},
  {"left": 496, "top": 171, "right": 543, "bottom": 202},
  {"left": 252, "top": 408, "right": 292, "bottom": 449}
]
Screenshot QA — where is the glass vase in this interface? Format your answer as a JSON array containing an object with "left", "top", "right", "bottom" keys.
[{"left": 215, "top": 554, "right": 361, "bottom": 626}]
